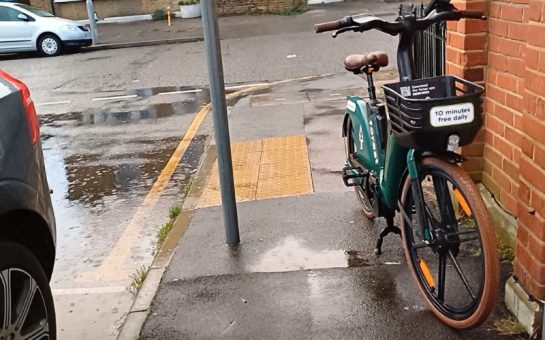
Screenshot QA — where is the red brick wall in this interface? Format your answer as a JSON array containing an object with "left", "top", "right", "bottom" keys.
[
  {"left": 448, "top": 0, "right": 545, "bottom": 299},
  {"left": 446, "top": 1, "right": 488, "bottom": 181},
  {"left": 514, "top": 0, "right": 545, "bottom": 300},
  {"left": 484, "top": 0, "right": 526, "bottom": 215}
]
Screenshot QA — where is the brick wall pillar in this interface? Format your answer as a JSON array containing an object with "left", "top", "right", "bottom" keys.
[
  {"left": 513, "top": 0, "right": 545, "bottom": 300},
  {"left": 29, "top": 0, "right": 53, "bottom": 13},
  {"left": 446, "top": 0, "right": 488, "bottom": 181}
]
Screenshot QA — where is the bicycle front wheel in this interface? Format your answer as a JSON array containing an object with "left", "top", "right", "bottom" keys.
[{"left": 400, "top": 157, "right": 499, "bottom": 329}]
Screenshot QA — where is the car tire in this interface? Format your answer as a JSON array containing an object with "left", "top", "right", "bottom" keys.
[
  {"left": 0, "top": 242, "right": 57, "bottom": 340},
  {"left": 38, "top": 34, "right": 62, "bottom": 57}
]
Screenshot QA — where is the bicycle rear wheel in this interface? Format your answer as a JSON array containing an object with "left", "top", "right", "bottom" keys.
[
  {"left": 345, "top": 118, "right": 375, "bottom": 219},
  {"left": 400, "top": 157, "right": 499, "bottom": 329}
]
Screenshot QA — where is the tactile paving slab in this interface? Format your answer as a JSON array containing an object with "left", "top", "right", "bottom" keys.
[{"left": 199, "top": 135, "right": 313, "bottom": 207}]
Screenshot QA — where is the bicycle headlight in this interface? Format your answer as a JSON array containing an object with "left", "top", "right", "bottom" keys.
[{"left": 447, "top": 134, "right": 460, "bottom": 151}]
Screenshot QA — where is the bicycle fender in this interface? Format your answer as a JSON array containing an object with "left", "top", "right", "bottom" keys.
[
  {"left": 406, "top": 149, "right": 466, "bottom": 180},
  {"left": 421, "top": 150, "right": 466, "bottom": 164}
]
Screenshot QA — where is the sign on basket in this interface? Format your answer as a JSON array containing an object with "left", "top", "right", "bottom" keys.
[{"left": 429, "top": 102, "right": 474, "bottom": 127}]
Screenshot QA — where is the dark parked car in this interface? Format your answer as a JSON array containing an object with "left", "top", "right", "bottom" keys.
[{"left": 0, "top": 70, "right": 56, "bottom": 339}]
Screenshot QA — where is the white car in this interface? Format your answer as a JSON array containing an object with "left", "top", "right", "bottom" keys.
[{"left": 0, "top": 2, "right": 92, "bottom": 56}]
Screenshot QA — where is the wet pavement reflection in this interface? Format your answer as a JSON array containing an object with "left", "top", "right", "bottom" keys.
[
  {"left": 247, "top": 236, "right": 370, "bottom": 273},
  {"left": 40, "top": 102, "right": 204, "bottom": 127},
  {"left": 41, "top": 91, "right": 210, "bottom": 288}
]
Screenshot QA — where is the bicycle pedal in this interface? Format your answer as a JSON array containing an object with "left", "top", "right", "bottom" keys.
[
  {"left": 342, "top": 173, "right": 362, "bottom": 187},
  {"left": 342, "top": 166, "right": 367, "bottom": 187}
]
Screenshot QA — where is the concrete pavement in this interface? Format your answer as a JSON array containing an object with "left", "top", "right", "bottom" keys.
[{"left": 127, "top": 72, "right": 519, "bottom": 339}]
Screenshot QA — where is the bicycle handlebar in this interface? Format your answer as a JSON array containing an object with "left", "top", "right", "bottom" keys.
[
  {"left": 315, "top": 16, "right": 353, "bottom": 33},
  {"left": 314, "top": 9, "right": 486, "bottom": 35}
]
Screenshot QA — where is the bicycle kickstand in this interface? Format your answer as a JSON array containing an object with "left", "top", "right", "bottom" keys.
[{"left": 374, "top": 215, "right": 401, "bottom": 255}]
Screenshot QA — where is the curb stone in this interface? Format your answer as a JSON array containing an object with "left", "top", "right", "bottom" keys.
[{"left": 83, "top": 37, "right": 204, "bottom": 52}]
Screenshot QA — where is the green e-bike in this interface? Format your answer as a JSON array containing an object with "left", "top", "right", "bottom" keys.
[{"left": 316, "top": 0, "right": 499, "bottom": 329}]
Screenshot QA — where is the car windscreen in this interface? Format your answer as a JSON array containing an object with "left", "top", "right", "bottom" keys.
[{"left": 14, "top": 3, "right": 54, "bottom": 17}]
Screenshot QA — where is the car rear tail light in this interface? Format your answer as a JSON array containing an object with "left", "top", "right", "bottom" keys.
[{"left": 0, "top": 70, "right": 40, "bottom": 145}]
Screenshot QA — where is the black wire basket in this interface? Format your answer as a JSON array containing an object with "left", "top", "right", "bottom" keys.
[{"left": 383, "top": 75, "right": 484, "bottom": 151}]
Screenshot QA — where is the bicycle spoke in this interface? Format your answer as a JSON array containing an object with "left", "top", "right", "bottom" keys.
[
  {"left": 448, "top": 250, "right": 477, "bottom": 300},
  {"left": 438, "top": 252, "right": 447, "bottom": 301}
]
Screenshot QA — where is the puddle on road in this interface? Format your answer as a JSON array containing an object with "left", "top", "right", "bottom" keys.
[
  {"left": 40, "top": 101, "right": 204, "bottom": 127},
  {"left": 62, "top": 137, "right": 178, "bottom": 205},
  {"left": 44, "top": 130, "right": 209, "bottom": 287},
  {"left": 247, "top": 237, "right": 369, "bottom": 273}
]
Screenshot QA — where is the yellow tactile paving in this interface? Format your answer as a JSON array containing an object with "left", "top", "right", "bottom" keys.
[
  {"left": 198, "top": 135, "right": 313, "bottom": 207},
  {"left": 262, "top": 134, "right": 307, "bottom": 151}
]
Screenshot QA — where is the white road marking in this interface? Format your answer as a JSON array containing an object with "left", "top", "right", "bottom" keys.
[
  {"left": 36, "top": 100, "right": 71, "bottom": 106},
  {"left": 157, "top": 89, "right": 202, "bottom": 96},
  {"left": 91, "top": 94, "right": 138, "bottom": 102},
  {"left": 53, "top": 286, "right": 127, "bottom": 295},
  {"left": 225, "top": 83, "right": 269, "bottom": 91}
]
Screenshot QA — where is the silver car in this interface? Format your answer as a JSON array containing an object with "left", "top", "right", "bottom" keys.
[{"left": 0, "top": 3, "right": 92, "bottom": 56}]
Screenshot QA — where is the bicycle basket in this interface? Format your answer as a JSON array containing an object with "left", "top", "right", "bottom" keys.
[{"left": 382, "top": 75, "right": 484, "bottom": 151}]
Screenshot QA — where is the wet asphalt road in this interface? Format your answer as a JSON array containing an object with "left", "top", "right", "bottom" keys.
[
  {"left": 0, "top": 3, "right": 400, "bottom": 107},
  {"left": 0, "top": 2, "right": 416, "bottom": 339}
]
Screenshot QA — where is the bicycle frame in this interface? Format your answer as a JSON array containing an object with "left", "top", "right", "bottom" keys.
[
  {"left": 345, "top": 96, "right": 408, "bottom": 214},
  {"left": 344, "top": 14, "right": 450, "bottom": 218}
]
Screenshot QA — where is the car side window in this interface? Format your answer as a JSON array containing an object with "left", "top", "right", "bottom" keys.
[{"left": 0, "top": 7, "right": 24, "bottom": 21}]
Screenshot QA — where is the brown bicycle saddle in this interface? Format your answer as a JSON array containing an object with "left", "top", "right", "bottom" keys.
[{"left": 344, "top": 51, "right": 389, "bottom": 72}]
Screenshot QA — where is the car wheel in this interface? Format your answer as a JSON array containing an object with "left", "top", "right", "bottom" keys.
[
  {"left": 38, "top": 35, "right": 62, "bottom": 57},
  {"left": 0, "top": 242, "right": 56, "bottom": 340}
]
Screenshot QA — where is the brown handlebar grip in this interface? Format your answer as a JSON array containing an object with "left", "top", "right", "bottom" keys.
[{"left": 315, "top": 21, "right": 342, "bottom": 33}]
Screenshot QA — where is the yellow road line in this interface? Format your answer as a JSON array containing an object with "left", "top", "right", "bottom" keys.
[
  {"left": 147, "top": 103, "right": 210, "bottom": 200},
  {"left": 80, "top": 104, "right": 210, "bottom": 281}
]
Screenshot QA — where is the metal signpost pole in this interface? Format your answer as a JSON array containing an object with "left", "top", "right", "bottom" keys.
[
  {"left": 201, "top": 0, "right": 240, "bottom": 245},
  {"left": 86, "top": 0, "right": 98, "bottom": 44}
]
